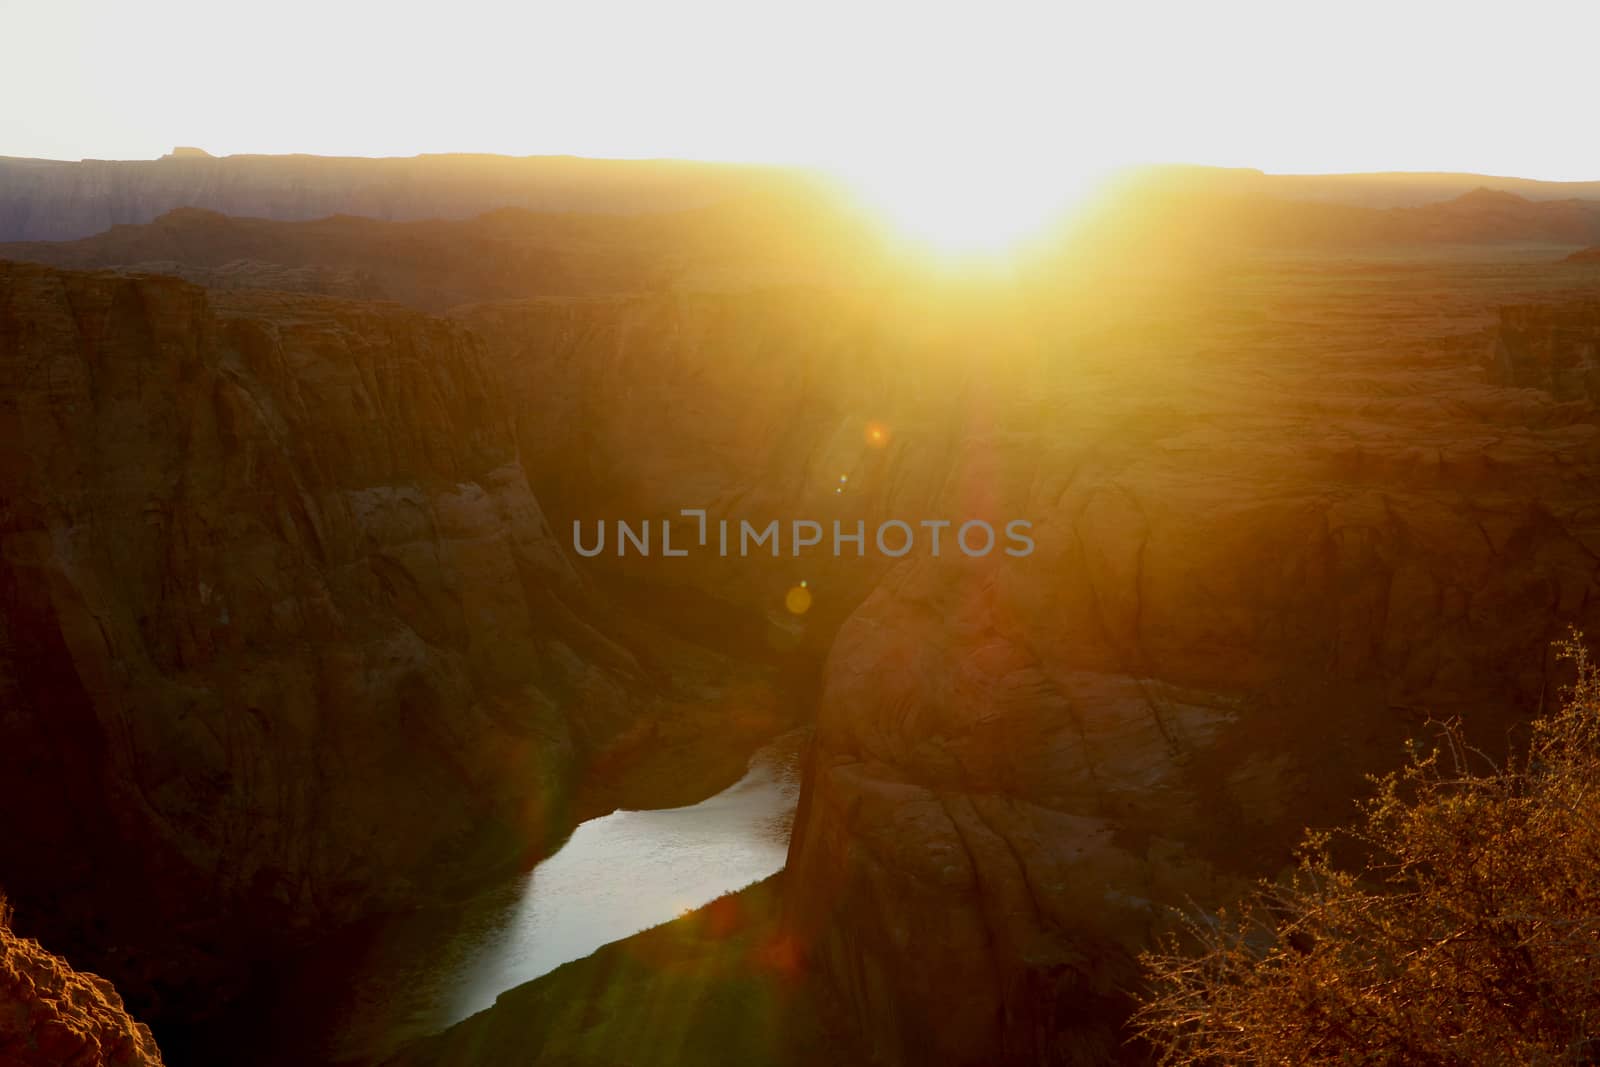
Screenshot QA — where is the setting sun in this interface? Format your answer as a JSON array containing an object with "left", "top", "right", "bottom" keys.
[{"left": 837, "top": 155, "right": 1111, "bottom": 256}]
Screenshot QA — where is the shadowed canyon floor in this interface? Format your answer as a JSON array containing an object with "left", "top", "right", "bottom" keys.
[{"left": 4, "top": 195, "right": 1600, "bottom": 1066}]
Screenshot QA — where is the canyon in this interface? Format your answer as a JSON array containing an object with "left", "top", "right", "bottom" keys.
[
  {"left": 372, "top": 247, "right": 1600, "bottom": 1067},
  {"left": 3, "top": 173, "right": 1600, "bottom": 1066},
  {"left": 0, "top": 262, "right": 619, "bottom": 1019},
  {"left": 782, "top": 259, "right": 1600, "bottom": 1065},
  {"left": 0, "top": 259, "right": 816, "bottom": 1059}
]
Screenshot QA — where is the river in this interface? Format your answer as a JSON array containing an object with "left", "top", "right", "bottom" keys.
[{"left": 284, "top": 729, "right": 806, "bottom": 1064}]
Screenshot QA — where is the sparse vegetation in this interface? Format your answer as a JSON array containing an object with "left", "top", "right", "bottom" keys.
[{"left": 1137, "top": 632, "right": 1600, "bottom": 1066}]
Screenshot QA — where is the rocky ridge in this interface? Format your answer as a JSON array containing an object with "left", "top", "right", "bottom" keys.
[
  {"left": 1, "top": 903, "right": 165, "bottom": 1067},
  {"left": 0, "top": 260, "right": 780, "bottom": 1039},
  {"left": 781, "top": 264, "right": 1600, "bottom": 1064},
  {"left": 0, "top": 199, "right": 883, "bottom": 310},
  {"left": 1490, "top": 302, "right": 1600, "bottom": 400},
  {"left": 0, "top": 153, "right": 797, "bottom": 242}
]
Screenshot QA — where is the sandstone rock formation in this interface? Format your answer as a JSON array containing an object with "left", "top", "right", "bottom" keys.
[
  {"left": 327, "top": 255, "right": 1600, "bottom": 1067},
  {"left": 0, "top": 261, "right": 692, "bottom": 1033},
  {"left": 10, "top": 204, "right": 1600, "bottom": 1066},
  {"left": 783, "top": 268, "right": 1600, "bottom": 1064},
  {"left": 1490, "top": 303, "right": 1600, "bottom": 401},
  {"left": 85, "top": 256, "right": 385, "bottom": 302},
  {"left": 1, "top": 904, "right": 165, "bottom": 1066},
  {"left": 456, "top": 291, "right": 914, "bottom": 625}
]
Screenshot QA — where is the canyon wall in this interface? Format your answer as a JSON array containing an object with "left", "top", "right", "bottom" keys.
[
  {"left": 328, "top": 265, "right": 1600, "bottom": 1066},
  {"left": 783, "top": 276, "right": 1600, "bottom": 1064},
  {"left": 7, "top": 218, "right": 1600, "bottom": 1065},
  {"left": 1489, "top": 302, "right": 1600, "bottom": 401},
  {"left": 357, "top": 263, "right": 1600, "bottom": 1067},
  {"left": 0, "top": 262, "right": 669, "bottom": 1028},
  {"left": 458, "top": 291, "right": 921, "bottom": 627},
  {"left": 0, "top": 252, "right": 889, "bottom": 1048}
]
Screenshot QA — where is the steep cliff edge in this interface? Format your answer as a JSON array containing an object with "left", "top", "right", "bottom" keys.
[
  {"left": 1488, "top": 302, "right": 1600, "bottom": 401},
  {"left": 784, "top": 271, "right": 1600, "bottom": 1064},
  {"left": 1, "top": 901, "right": 165, "bottom": 1067},
  {"left": 0, "top": 261, "right": 674, "bottom": 1034}
]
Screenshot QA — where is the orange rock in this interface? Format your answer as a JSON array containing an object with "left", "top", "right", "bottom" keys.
[{"left": 1, "top": 916, "right": 164, "bottom": 1066}]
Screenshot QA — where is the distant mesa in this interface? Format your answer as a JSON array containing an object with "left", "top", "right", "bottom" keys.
[
  {"left": 0, "top": 151, "right": 797, "bottom": 241},
  {"left": 1450, "top": 185, "right": 1531, "bottom": 207},
  {"left": 1565, "top": 245, "right": 1600, "bottom": 263}
]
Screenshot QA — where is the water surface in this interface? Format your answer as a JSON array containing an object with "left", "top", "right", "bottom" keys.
[{"left": 317, "top": 730, "right": 804, "bottom": 1062}]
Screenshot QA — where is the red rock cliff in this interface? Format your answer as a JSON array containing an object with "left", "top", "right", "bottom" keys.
[
  {"left": 0, "top": 261, "right": 652, "bottom": 1022},
  {"left": 783, "top": 273, "right": 1600, "bottom": 1064}
]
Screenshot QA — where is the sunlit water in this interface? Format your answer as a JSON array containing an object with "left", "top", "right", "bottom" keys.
[{"left": 304, "top": 731, "right": 805, "bottom": 1064}]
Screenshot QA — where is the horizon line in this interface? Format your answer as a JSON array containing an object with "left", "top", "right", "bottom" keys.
[{"left": 2, "top": 149, "right": 1599, "bottom": 187}]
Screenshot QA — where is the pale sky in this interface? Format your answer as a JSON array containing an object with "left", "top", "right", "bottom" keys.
[{"left": 2, "top": 0, "right": 1596, "bottom": 181}]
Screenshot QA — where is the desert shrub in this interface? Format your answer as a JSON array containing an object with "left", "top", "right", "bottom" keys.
[{"left": 1136, "top": 632, "right": 1600, "bottom": 1066}]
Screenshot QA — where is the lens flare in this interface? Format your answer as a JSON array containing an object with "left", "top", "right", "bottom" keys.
[{"left": 784, "top": 585, "right": 812, "bottom": 615}]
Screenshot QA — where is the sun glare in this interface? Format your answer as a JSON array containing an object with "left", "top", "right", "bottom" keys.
[{"left": 835, "top": 155, "right": 1112, "bottom": 259}]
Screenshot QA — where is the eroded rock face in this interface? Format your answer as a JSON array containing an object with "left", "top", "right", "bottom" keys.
[
  {"left": 10, "top": 232, "right": 1600, "bottom": 1065},
  {"left": 785, "top": 269, "right": 1600, "bottom": 1064},
  {"left": 1489, "top": 303, "right": 1600, "bottom": 401},
  {"left": 1, "top": 912, "right": 165, "bottom": 1067},
  {"left": 0, "top": 262, "right": 652, "bottom": 1023},
  {"left": 455, "top": 288, "right": 991, "bottom": 660}
]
